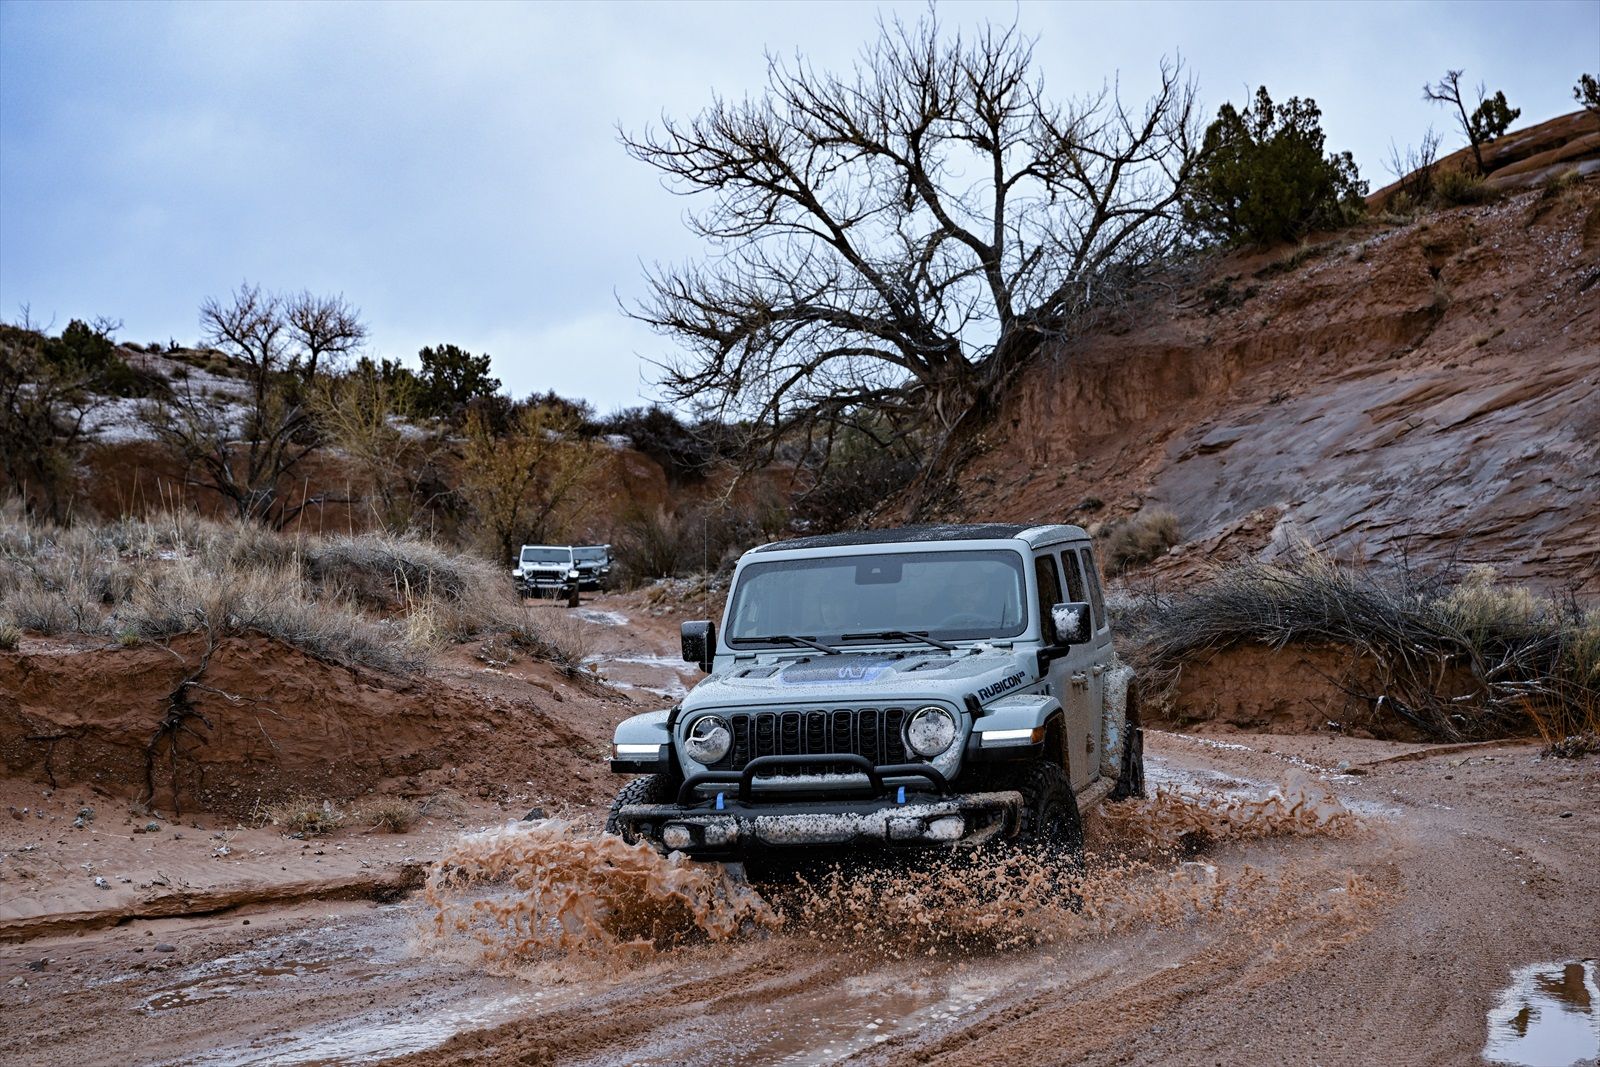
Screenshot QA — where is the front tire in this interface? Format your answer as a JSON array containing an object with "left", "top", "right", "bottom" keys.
[
  {"left": 603, "top": 774, "right": 674, "bottom": 840},
  {"left": 1110, "top": 681, "right": 1147, "bottom": 801},
  {"left": 1015, "top": 760, "right": 1084, "bottom": 859}
]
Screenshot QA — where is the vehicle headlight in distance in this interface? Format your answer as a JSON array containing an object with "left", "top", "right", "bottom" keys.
[
  {"left": 568, "top": 569, "right": 581, "bottom": 579},
  {"left": 905, "top": 706, "right": 957, "bottom": 758},
  {"left": 684, "top": 715, "right": 732, "bottom": 765}
]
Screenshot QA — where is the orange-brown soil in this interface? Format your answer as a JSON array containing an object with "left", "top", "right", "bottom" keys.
[
  {"left": 954, "top": 117, "right": 1599, "bottom": 592},
  {"left": 1, "top": 594, "right": 1595, "bottom": 1067}
]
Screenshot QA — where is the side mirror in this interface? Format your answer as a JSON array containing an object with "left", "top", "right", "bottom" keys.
[
  {"left": 1050, "top": 601, "right": 1092, "bottom": 646},
  {"left": 681, "top": 620, "right": 716, "bottom": 673}
]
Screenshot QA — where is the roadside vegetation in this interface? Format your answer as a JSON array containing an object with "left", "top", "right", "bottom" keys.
[
  {"left": 0, "top": 507, "right": 589, "bottom": 674},
  {"left": 1116, "top": 550, "right": 1599, "bottom": 746}
]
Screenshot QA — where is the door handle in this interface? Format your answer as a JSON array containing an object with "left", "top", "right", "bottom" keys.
[
  {"left": 1091, "top": 663, "right": 1105, "bottom": 677},
  {"left": 1070, "top": 672, "right": 1089, "bottom": 688}
]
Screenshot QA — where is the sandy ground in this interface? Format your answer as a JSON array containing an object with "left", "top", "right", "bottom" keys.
[{"left": 1, "top": 593, "right": 1596, "bottom": 1067}]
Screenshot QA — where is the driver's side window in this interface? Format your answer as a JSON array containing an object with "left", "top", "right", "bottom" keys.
[{"left": 1034, "top": 553, "right": 1063, "bottom": 644}]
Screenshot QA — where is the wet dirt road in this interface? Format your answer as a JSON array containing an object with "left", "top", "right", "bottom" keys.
[{"left": 2, "top": 596, "right": 1596, "bottom": 1067}]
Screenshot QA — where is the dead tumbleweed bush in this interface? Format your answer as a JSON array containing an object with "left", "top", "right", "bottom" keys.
[{"left": 1121, "top": 549, "right": 1600, "bottom": 743}]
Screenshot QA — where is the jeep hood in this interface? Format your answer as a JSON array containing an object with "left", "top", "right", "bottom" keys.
[{"left": 686, "top": 649, "right": 1036, "bottom": 708}]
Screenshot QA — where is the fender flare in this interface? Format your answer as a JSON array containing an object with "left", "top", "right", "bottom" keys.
[{"left": 1101, "top": 659, "right": 1138, "bottom": 779}]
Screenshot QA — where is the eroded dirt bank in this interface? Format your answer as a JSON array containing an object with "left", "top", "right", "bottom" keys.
[
  {"left": 954, "top": 171, "right": 1600, "bottom": 592},
  {"left": 0, "top": 594, "right": 1595, "bottom": 1067}
]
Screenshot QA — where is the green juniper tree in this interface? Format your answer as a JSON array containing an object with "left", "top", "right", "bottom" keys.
[{"left": 1182, "top": 87, "right": 1367, "bottom": 247}]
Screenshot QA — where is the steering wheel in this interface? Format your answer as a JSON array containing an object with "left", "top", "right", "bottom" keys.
[{"left": 941, "top": 613, "right": 990, "bottom": 628}]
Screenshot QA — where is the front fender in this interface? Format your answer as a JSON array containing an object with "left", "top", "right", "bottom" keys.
[
  {"left": 610, "top": 709, "right": 674, "bottom": 774},
  {"left": 1102, "top": 660, "right": 1137, "bottom": 778},
  {"left": 966, "top": 693, "right": 1062, "bottom": 762}
]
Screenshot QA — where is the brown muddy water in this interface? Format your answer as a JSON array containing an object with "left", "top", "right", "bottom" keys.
[{"left": 7, "top": 734, "right": 1596, "bottom": 1067}]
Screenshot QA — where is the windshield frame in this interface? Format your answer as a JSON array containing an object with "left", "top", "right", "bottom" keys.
[
  {"left": 723, "top": 546, "right": 1031, "bottom": 650},
  {"left": 571, "top": 547, "right": 609, "bottom": 563}
]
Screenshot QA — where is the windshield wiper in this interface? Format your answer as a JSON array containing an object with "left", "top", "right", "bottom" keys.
[
  {"left": 841, "top": 630, "right": 957, "bottom": 652},
  {"left": 741, "top": 634, "right": 841, "bottom": 655}
]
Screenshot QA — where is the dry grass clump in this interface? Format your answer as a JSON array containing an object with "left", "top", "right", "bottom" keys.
[
  {"left": 0, "top": 508, "right": 588, "bottom": 674},
  {"left": 1128, "top": 550, "right": 1599, "bottom": 743},
  {"left": 1433, "top": 168, "right": 1498, "bottom": 207},
  {"left": 0, "top": 622, "right": 18, "bottom": 650},
  {"left": 262, "top": 796, "right": 345, "bottom": 836},
  {"left": 359, "top": 797, "right": 419, "bottom": 833},
  {"left": 1097, "top": 509, "right": 1181, "bottom": 575}
]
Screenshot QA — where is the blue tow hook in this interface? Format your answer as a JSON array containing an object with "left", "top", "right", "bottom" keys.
[
  {"left": 896, "top": 786, "right": 906, "bottom": 805},
  {"left": 715, "top": 792, "right": 726, "bottom": 810}
]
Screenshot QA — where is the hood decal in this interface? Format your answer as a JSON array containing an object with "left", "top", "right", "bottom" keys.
[{"left": 779, "top": 656, "right": 900, "bottom": 686}]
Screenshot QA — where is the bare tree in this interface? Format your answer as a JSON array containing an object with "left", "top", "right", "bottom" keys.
[
  {"left": 285, "top": 291, "right": 367, "bottom": 384},
  {"left": 623, "top": 14, "right": 1199, "bottom": 508},
  {"left": 458, "top": 404, "right": 604, "bottom": 560},
  {"left": 311, "top": 362, "right": 443, "bottom": 531},
  {"left": 1423, "top": 70, "right": 1520, "bottom": 176},
  {"left": 1385, "top": 127, "right": 1441, "bottom": 204},
  {"left": 142, "top": 283, "right": 366, "bottom": 527}
]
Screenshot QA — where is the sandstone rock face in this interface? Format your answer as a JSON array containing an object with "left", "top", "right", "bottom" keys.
[{"left": 958, "top": 144, "right": 1598, "bottom": 592}]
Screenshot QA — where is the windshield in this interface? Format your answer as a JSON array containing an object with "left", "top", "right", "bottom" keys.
[
  {"left": 520, "top": 548, "right": 572, "bottom": 564},
  {"left": 726, "top": 549, "right": 1028, "bottom": 646},
  {"left": 572, "top": 547, "right": 608, "bottom": 563}
]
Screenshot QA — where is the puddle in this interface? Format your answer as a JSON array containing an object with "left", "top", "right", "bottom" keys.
[
  {"left": 142, "top": 956, "right": 345, "bottom": 1011},
  {"left": 1485, "top": 959, "right": 1599, "bottom": 1067},
  {"left": 189, "top": 993, "right": 534, "bottom": 1065},
  {"left": 731, "top": 971, "right": 1004, "bottom": 1065},
  {"left": 573, "top": 608, "right": 630, "bottom": 627}
]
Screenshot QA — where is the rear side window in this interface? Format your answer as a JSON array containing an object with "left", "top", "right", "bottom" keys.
[
  {"left": 1078, "top": 547, "right": 1106, "bottom": 632},
  {"left": 1061, "top": 548, "right": 1087, "bottom": 603},
  {"left": 1034, "top": 554, "right": 1063, "bottom": 643}
]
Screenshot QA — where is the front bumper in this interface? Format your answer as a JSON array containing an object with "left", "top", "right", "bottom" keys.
[{"left": 616, "top": 791, "right": 1021, "bottom": 856}]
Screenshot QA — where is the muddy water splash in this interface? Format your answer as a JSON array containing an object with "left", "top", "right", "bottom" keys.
[
  {"left": 425, "top": 820, "right": 778, "bottom": 960},
  {"left": 780, "top": 776, "right": 1368, "bottom": 957},
  {"left": 1096, "top": 772, "right": 1359, "bottom": 857},
  {"left": 427, "top": 779, "right": 1365, "bottom": 965}
]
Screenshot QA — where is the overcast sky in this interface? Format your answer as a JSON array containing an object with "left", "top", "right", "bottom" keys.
[{"left": 2, "top": 0, "right": 1594, "bottom": 412}]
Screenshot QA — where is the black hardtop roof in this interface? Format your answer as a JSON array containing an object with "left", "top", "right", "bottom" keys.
[{"left": 750, "top": 523, "right": 1047, "bottom": 554}]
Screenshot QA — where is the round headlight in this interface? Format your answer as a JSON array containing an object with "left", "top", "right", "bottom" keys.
[
  {"left": 684, "top": 715, "right": 732, "bottom": 765},
  {"left": 905, "top": 706, "right": 957, "bottom": 758}
]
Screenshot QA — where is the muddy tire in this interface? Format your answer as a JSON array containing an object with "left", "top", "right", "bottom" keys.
[
  {"left": 1014, "top": 760, "right": 1084, "bottom": 859},
  {"left": 604, "top": 774, "right": 673, "bottom": 839},
  {"left": 1111, "top": 682, "right": 1147, "bottom": 801},
  {"left": 566, "top": 586, "right": 581, "bottom": 608}
]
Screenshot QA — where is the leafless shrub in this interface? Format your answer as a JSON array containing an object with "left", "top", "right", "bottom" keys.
[
  {"left": 1128, "top": 551, "right": 1599, "bottom": 742},
  {"left": 1098, "top": 509, "right": 1182, "bottom": 575}
]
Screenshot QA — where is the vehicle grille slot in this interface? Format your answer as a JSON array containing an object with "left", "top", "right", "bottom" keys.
[
  {"left": 884, "top": 707, "right": 908, "bottom": 764},
  {"left": 755, "top": 712, "right": 776, "bottom": 758},
  {"left": 780, "top": 711, "right": 802, "bottom": 755},
  {"left": 805, "top": 710, "right": 828, "bottom": 754},
  {"left": 858, "top": 708, "right": 881, "bottom": 764}
]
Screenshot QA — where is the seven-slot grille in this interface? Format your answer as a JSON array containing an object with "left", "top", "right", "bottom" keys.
[{"left": 709, "top": 708, "right": 912, "bottom": 773}]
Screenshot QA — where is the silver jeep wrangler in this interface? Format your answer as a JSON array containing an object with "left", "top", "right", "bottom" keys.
[{"left": 605, "top": 524, "right": 1145, "bottom": 858}]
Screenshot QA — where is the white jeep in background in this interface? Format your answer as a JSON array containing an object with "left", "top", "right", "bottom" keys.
[
  {"left": 512, "top": 545, "right": 581, "bottom": 606},
  {"left": 604, "top": 523, "right": 1145, "bottom": 860}
]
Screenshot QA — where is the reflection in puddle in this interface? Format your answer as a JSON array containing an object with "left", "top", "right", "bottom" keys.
[{"left": 1485, "top": 959, "right": 1599, "bottom": 1067}]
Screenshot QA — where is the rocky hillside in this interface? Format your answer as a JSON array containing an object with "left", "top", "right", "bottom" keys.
[{"left": 953, "top": 112, "right": 1599, "bottom": 593}]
